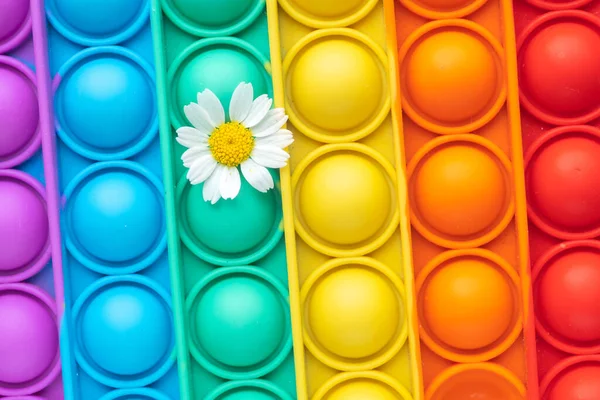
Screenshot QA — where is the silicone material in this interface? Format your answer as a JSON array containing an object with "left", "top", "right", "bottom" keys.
[
  {"left": 514, "top": 0, "right": 600, "bottom": 397},
  {"left": 267, "top": 0, "right": 421, "bottom": 399},
  {"left": 0, "top": 0, "right": 63, "bottom": 398},
  {"left": 150, "top": 1, "right": 296, "bottom": 399},
  {"left": 392, "top": 0, "right": 537, "bottom": 397},
  {"left": 46, "top": 0, "right": 178, "bottom": 398}
]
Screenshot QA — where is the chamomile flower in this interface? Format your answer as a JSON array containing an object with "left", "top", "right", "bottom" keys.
[{"left": 176, "top": 82, "right": 293, "bottom": 204}]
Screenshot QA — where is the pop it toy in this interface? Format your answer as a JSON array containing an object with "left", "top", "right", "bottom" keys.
[
  {"left": 0, "top": 0, "right": 63, "bottom": 398},
  {"left": 393, "top": 0, "right": 537, "bottom": 396},
  {"left": 46, "top": 0, "right": 178, "bottom": 398},
  {"left": 266, "top": 0, "right": 421, "bottom": 398},
  {"left": 514, "top": 0, "right": 600, "bottom": 396},
  {"left": 150, "top": 1, "right": 296, "bottom": 399}
]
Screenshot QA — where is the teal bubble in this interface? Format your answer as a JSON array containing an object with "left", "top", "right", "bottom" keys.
[{"left": 171, "top": 0, "right": 255, "bottom": 27}]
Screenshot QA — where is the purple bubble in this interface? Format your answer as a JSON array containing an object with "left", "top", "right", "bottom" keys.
[
  {"left": 0, "top": 0, "right": 30, "bottom": 51},
  {"left": 0, "top": 60, "right": 39, "bottom": 163},
  {"left": 0, "top": 287, "right": 58, "bottom": 385},
  {"left": 0, "top": 176, "right": 48, "bottom": 272}
]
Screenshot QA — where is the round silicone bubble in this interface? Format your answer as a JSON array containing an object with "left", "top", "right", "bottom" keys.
[
  {"left": 72, "top": 275, "right": 176, "bottom": 388},
  {"left": 0, "top": 0, "right": 31, "bottom": 53},
  {"left": 525, "top": 126, "right": 600, "bottom": 240},
  {"left": 46, "top": 0, "right": 148, "bottom": 46},
  {"left": 533, "top": 240, "right": 600, "bottom": 354},
  {"left": 177, "top": 172, "right": 283, "bottom": 267},
  {"left": 518, "top": 11, "right": 600, "bottom": 125},
  {"left": 399, "top": 20, "right": 506, "bottom": 135},
  {"left": 186, "top": 267, "right": 292, "bottom": 380},
  {"left": 313, "top": 371, "right": 413, "bottom": 400},
  {"left": 277, "top": 0, "right": 378, "bottom": 28},
  {"left": 0, "top": 283, "right": 60, "bottom": 396},
  {"left": 301, "top": 257, "right": 408, "bottom": 371},
  {"left": 0, "top": 56, "right": 40, "bottom": 169},
  {"left": 399, "top": 0, "right": 488, "bottom": 20},
  {"left": 206, "top": 380, "right": 293, "bottom": 400},
  {"left": 283, "top": 28, "right": 390, "bottom": 143},
  {"left": 407, "top": 134, "right": 514, "bottom": 249},
  {"left": 416, "top": 249, "right": 522, "bottom": 363},
  {"left": 292, "top": 143, "right": 399, "bottom": 258},
  {"left": 541, "top": 355, "right": 600, "bottom": 400},
  {"left": 168, "top": 37, "right": 272, "bottom": 129},
  {"left": 100, "top": 388, "right": 171, "bottom": 400},
  {"left": 426, "top": 363, "right": 525, "bottom": 399},
  {"left": 0, "top": 170, "right": 50, "bottom": 283},
  {"left": 525, "top": 0, "right": 592, "bottom": 10},
  {"left": 53, "top": 47, "right": 157, "bottom": 161},
  {"left": 161, "top": 0, "right": 266, "bottom": 37},
  {"left": 63, "top": 161, "right": 167, "bottom": 275}
]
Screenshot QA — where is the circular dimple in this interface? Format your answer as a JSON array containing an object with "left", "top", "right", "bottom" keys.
[
  {"left": 533, "top": 241, "right": 600, "bottom": 353},
  {"left": 399, "top": 20, "right": 505, "bottom": 134},
  {"left": 399, "top": 0, "right": 488, "bottom": 19},
  {"left": 54, "top": 47, "right": 157, "bottom": 160},
  {"left": 187, "top": 267, "right": 292, "bottom": 380},
  {"left": 0, "top": 0, "right": 31, "bottom": 52},
  {"left": 46, "top": 0, "right": 148, "bottom": 46},
  {"left": 408, "top": 135, "right": 514, "bottom": 249},
  {"left": 178, "top": 173, "right": 282, "bottom": 266},
  {"left": 417, "top": 249, "right": 522, "bottom": 363},
  {"left": 427, "top": 363, "right": 525, "bottom": 400},
  {"left": 64, "top": 161, "right": 166, "bottom": 274},
  {"left": 526, "top": 126, "right": 600, "bottom": 240},
  {"left": 161, "top": 0, "right": 265, "bottom": 37},
  {"left": 206, "top": 380, "right": 294, "bottom": 400},
  {"left": 73, "top": 276, "right": 175, "bottom": 388},
  {"left": 169, "top": 38, "right": 271, "bottom": 128},
  {"left": 0, "top": 284, "right": 59, "bottom": 396},
  {"left": 302, "top": 258, "right": 407, "bottom": 371},
  {"left": 0, "top": 57, "right": 40, "bottom": 168},
  {"left": 313, "top": 371, "right": 413, "bottom": 400},
  {"left": 100, "top": 388, "right": 171, "bottom": 400},
  {"left": 284, "top": 29, "right": 389, "bottom": 143},
  {"left": 0, "top": 170, "right": 50, "bottom": 283},
  {"left": 541, "top": 356, "right": 600, "bottom": 400},
  {"left": 278, "top": 0, "right": 378, "bottom": 28},
  {"left": 293, "top": 144, "right": 399, "bottom": 257},
  {"left": 518, "top": 12, "right": 600, "bottom": 125}
]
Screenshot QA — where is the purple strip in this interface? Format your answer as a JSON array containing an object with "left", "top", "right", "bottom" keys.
[{"left": 30, "top": 0, "right": 65, "bottom": 330}]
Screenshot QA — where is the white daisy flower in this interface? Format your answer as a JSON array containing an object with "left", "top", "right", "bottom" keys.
[{"left": 176, "top": 82, "right": 293, "bottom": 204}]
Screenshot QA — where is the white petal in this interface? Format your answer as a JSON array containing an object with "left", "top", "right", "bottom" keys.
[
  {"left": 220, "top": 166, "right": 241, "bottom": 200},
  {"left": 252, "top": 108, "right": 288, "bottom": 138},
  {"left": 197, "top": 89, "right": 225, "bottom": 127},
  {"left": 203, "top": 165, "right": 225, "bottom": 204},
  {"left": 176, "top": 126, "right": 208, "bottom": 149},
  {"left": 256, "top": 129, "right": 294, "bottom": 149},
  {"left": 229, "top": 82, "right": 254, "bottom": 122},
  {"left": 241, "top": 159, "right": 274, "bottom": 193},
  {"left": 184, "top": 103, "right": 216, "bottom": 133},
  {"left": 243, "top": 94, "right": 273, "bottom": 128},
  {"left": 251, "top": 145, "right": 290, "bottom": 169},
  {"left": 181, "top": 146, "right": 210, "bottom": 168},
  {"left": 187, "top": 156, "right": 217, "bottom": 185}
]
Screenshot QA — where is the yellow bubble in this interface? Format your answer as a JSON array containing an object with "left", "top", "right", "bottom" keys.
[
  {"left": 298, "top": 153, "right": 391, "bottom": 245},
  {"left": 290, "top": 39, "right": 383, "bottom": 132},
  {"left": 292, "top": 0, "right": 366, "bottom": 17},
  {"left": 325, "top": 380, "right": 400, "bottom": 400},
  {"left": 307, "top": 267, "right": 400, "bottom": 359}
]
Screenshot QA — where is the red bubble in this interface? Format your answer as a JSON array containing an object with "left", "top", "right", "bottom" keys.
[
  {"left": 527, "top": 133, "right": 600, "bottom": 234},
  {"left": 537, "top": 248, "right": 600, "bottom": 343},
  {"left": 547, "top": 365, "right": 600, "bottom": 400},
  {"left": 520, "top": 20, "right": 600, "bottom": 120}
]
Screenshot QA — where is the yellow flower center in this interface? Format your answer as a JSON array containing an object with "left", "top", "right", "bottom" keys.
[{"left": 208, "top": 122, "right": 254, "bottom": 167}]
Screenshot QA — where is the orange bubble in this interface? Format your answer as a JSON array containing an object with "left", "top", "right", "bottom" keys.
[
  {"left": 422, "top": 258, "right": 515, "bottom": 350},
  {"left": 412, "top": 143, "right": 508, "bottom": 239},
  {"left": 405, "top": 30, "right": 498, "bottom": 124}
]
